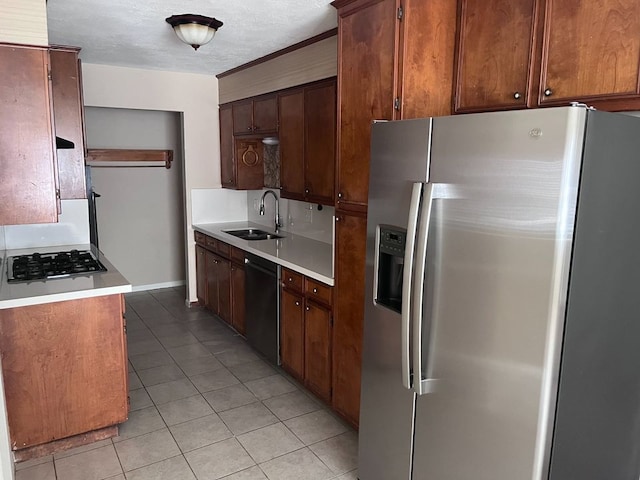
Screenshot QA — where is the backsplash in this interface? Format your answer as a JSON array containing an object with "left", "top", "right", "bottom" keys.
[
  {"left": 263, "top": 144, "right": 280, "bottom": 189},
  {"left": 191, "top": 188, "right": 248, "bottom": 225},
  {"left": 247, "top": 189, "right": 334, "bottom": 245}
]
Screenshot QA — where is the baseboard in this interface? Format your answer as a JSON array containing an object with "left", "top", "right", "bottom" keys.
[{"left": 131, "top": 280, "right": 186, "bottom": 292}]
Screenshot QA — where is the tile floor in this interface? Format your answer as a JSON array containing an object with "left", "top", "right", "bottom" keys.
[{"left": 15, "top": 287, "right": 358, "bottom": 480}]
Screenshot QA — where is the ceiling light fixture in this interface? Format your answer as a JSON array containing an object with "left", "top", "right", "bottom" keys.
[{"left": 165, "top": 14, "right": 223, "bottom": 51}]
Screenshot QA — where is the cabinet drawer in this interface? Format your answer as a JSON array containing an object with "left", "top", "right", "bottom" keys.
[
  {"left": 195, "top": 231, "right": 207, "bottom": 246},
  {"left": 231, "top": 246, "right": 245, "bottom": 265},
  {"left": 205, "top": 235, "right": 217, "bottom": 251},
  {"left": 282, "top": 268, "right": 303, "bottom": 293},
  {"left": 305, "top": 278, "right": 332, "bottom": 306},
  {"left": 216, "top": 241, "right": 231, "bottom": 259}
]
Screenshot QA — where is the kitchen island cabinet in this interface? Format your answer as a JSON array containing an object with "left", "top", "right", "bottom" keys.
[{"left": 0, "top": 294, "right": 128, "bottom": 455}]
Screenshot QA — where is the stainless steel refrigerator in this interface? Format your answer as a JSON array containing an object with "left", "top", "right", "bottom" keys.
[{"left": 358, "top": 106, "right": 640, "bottom": 480}]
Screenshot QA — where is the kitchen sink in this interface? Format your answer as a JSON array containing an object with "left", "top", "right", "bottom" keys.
[{"left": 224, "top": 229, "right": 283, "bottom": 241}]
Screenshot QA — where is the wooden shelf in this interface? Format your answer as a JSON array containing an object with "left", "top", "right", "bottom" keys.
[{"left": 86, "top": 149, "right": 173, "bottom": 168}]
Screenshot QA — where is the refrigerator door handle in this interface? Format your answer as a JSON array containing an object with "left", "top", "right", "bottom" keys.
[
  {"left": 401, "top": 182, "right": 424, "bottom": 390},
  {"left": 412, "top": 182, "right": 438, "bottom": 395}
]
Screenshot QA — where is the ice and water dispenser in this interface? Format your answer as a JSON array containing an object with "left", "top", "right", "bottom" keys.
[{"left": 375, "top": 225, "right": 406, "bottom": 314}]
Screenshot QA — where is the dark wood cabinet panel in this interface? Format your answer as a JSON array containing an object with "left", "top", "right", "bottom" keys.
[
  {"left": 235, "top": 138, "right": 264, "bottom": 190},
  {"left": 537, "top": 0, "right": 640, "bottom": 107},
  {"left": 332, "top": 211, "right": 367, "bottom": 427},
  {"left": 0, "top": 295, "right": 127, "bottom": 449},
  {"left": 454, "top": 0, "right": 535, "bottom": 113},
  {"left": 281, "top": 288, "right": 305, "bottom": 381},
  {"left": 252, "top": 95, "right": 278, "bottom": 134},
  {"left": 206, "top": 250, "right": 219, "bottom": 312},
  {"left": 196, "top": 245, "right": 207, "bottom": 305},
  {"left": 218, "top": 257, "right": 231, "bottom": 324},
  {"left": 335, "top": 0, "right": 397, "bottom": 210},
  {"left": 304, "top": 81, "right": 336, "bottom": 204},
  {"left": 231, "top": 264, "right": 246, "bottom": 335},
  {"left": 49, "top": 46, "right": 87, "bottom": 199},
  {"left": 278, "top": 90, "right": 305, "bottom": 200},
  {"left": 305, "top": 300, "right": 332, "bottom": 403},
  {"left": 220, "top": 105, "right": 235, "bottom": 187},
  {"left": 232, "top": 101, "right": 253, "bottom": 135},
  {"left": 0, "top": 44, "right": 58, "bottom": 225}
]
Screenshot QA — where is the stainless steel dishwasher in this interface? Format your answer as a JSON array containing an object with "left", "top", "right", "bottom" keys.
[{"left": 244, "top": 253, "right": 280, "bottom": 365}]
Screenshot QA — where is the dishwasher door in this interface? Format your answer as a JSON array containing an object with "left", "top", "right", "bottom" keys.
[{"left": 244, "top": 253, "right": 280, "bottom": 365}]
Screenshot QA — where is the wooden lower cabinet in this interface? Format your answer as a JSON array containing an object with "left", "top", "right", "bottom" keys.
[
  {"left": 280, "top": 269, "right": 333, "bottom": 405},
  {"left": 0, "top": 295, "right": 128, "bottom": 450},
  {"left": 230, "top": 261, "right": 246, "bottom": 335},
  {"left": 196, "top": 245, "right": 207, "bottom": 305},
  {"left": 332, "top": 211, "right": 367, "bottom": 427}
]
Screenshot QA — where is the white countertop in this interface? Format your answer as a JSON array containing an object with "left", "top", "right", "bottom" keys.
[
  {"left": 193, "top": 222, "right": 334, "bottom": 286},
  {"left": 0, "top": 244, "right": 132, "bottom": 309}
]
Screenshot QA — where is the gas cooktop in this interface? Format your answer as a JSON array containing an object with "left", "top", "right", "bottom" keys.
[{"left": 7, "top": 249, "right": 107, "bottom": 283}]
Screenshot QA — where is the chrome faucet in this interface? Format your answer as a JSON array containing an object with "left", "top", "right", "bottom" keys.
[{"left": 259, "top": 189, "right": 282, "bottom": 232}]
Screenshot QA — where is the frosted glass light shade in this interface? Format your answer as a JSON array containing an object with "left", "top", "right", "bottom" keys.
[{"left": 166, "top": 14, "right": 223, "bottom": 50}]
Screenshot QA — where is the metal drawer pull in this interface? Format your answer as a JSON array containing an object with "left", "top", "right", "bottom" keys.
[{"left": 313, "top": 288, "right": 318, "bottom": 293}]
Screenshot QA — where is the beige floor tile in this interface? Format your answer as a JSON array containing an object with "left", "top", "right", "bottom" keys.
[
  {"left": 15, "top": 455, "right": 52, "bottom": 471},
  {"left": 125, "top": 455, "right": 196, "bottom": 480},
  {"left": 158, "top": 332, "right": 201, "bottom": 348},
  {"left": 333, "top": 470, "right": 358, "bottom": 480},
  {"left": 127, "top": 338, "right": 165, "bottom": 356},
  {"left": 218, "top": 402, "right": 279, "bottom": 435},
  {"left": 237, "top": 423, "right": 304, "bottom": 463},
  {"left": 136, "top": 364, "right": 186, "bottom": 387},
  {"left": 54, "top": 444, "right": 122, "bottom": 480},
  {"left": 309, "top": 431, "right": 358, "bottom": 475},
  {"left": 228, "top": 360, "right": 276, "bottom": 383},
  {"left": 203, "top": 384, "right": 258, "bottom": 412},
  {"left": 15, "top": 462, "right": 55, "bottom": 480},
  {"left": 113, "top": 406, "right": 166, "bottom": 443},
  {"left": 146, "top": 377, "right": 199, "bottom": 405},
  {"left": 220, "top": 466, "right": 268, "bottom": 479},
  {"left": 259, "top": 448, "right": 333, "bottom": 480},
  {"left": 185, "top": 438, "right": 255, "bottom": 480},
  {"left": 190, "top": 367, "right": 240, "bottom": 393},
  {"left": 262, "top": 390, "right": 322, "bottom": 421},
  {"left": 244, "top": 375, "right": 297, "bottom": 400},
  {"left": 167, "top": 343, "right": 212, "bottom": 363},
  {"left": 114, "top": 428, "right": 180, "bottom": 472},
  {"left": 129, "top": 350, "right": 175, "bottom": 371},
  {"left": 177, "top": 355, "right": 224, "bottom": 376},
  {"left": 128, "top": 371, "right": 143, "bottom": 391},
  {"left": 170, "top": 413, "right": 233, "bottom": 453},
  {"left": 54, "top": 438, "right": 113, "bottom": 460},
  {"left": 284, "top": 410, "right": 348, "bottom": 445},
  {"left": 129, "top": 388, "right": 154, "bottom": 411},
  {"left": 215, "top": 346, "right": 262, "bottom": 367},
  {"left": 157, "top": 394, "right": 213, "bottom": 426}
]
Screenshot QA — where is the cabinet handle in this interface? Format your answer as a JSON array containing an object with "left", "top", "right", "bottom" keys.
[
  {"left": 295, "top": 301, "right": 300, "bottom": 306},
  {"left": 288, "top": 277, "right": 293, "bottom": 282},
  {"left": 305, "top": 188, "right": 310, "bottom": 194},
  {"left": 513, "top": 92, "right": 521, "bottom": 99},
  {"left": 306, "top": 306, "right": 311, "bottom": 311},
  {"left": 247, "top": 126, "right": 253, "bottom": 131},
  {"left": 337, "top": 192, "right": 343, "bottom": 199},
  {"left": 544, "top": 88, "right": 553, "bottom": 97},
  {"left": 313, "top": 288, "right": 318, "bottom": 293}
]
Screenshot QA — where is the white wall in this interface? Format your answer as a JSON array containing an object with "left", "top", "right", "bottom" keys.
[
  {"left": 84, "top": 108, "right": 185, "bottom": 289},
  {"left": 82, "top": 64, "right": 220, "bottom": 302}
]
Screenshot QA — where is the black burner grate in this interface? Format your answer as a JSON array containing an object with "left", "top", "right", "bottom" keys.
[{"left": 7, "top": 249, "right": 107, "bottom": 283}]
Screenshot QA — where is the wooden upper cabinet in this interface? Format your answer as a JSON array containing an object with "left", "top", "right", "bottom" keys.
[
  {"left": 220, "top": 104, "right": 235, "bottom": 188},
  {"left": 536, "top": 0, "right": 640, "bottom": 108},
  {"left": 454, "top": 0, "right": 536, "bottom": 113},
  {"left": 399, "top": 0, "right": 457, "bottom": 119},
  {"left": 49, "top": 46, "right": 87, "bottom": 199},
  {"left": 0, "top": 44, "right": 58, "bottom": 226},
  {"left": 232, "top": 95, "right": 278, "bottom": 135},
  {"left": 335, "top": 0, "right": 398, "bottom": 211},
  {"left": 234, "top": 138, "right": 264, "bottom": 190},
  {"left": 304, "top": 80, "right": 336, "bottom": 205},
  {"left": 278, "top": 89, "right": 305, "bottom": 200}
]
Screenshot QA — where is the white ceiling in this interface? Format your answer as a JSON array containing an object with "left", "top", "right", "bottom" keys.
[{"left": 46, "top": 0, "right": 337, "bottom": 76}]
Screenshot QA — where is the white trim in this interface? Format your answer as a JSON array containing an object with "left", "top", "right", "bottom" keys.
[{"left": 131, "top": 280, "right": 186, "bottom": 292}]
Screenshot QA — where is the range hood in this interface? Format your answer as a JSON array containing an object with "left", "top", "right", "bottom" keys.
[{"left": 56, "top": 136, "right": 75, "bottom": 149}]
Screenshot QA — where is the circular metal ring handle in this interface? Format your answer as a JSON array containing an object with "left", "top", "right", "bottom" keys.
[{"left": 241, "top": 145, "right": 259, "bottom": 166}]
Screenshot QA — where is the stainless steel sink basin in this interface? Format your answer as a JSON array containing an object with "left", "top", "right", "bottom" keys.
[{"left": 224, "top": 229, "right": 283, "bottom": 241}]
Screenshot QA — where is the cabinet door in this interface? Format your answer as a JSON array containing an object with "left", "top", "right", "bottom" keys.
[
  {"left": 453, "top": 0, "right": 535, "bottom": 113},
  {"left": 231, "top": 264, "right": 246, "bottom": 335},
  {"left": 538, "top": 0, "right": 640, "bottom": 107},
  {"left": 278, "top": 90, "right": 305, "bottom": 200},
  {"left": 280, "top": 288, "right": 305, "bottom": 381},
  {"left": 253, "top": 95, "right": 278, "bottom": 134},
  {"left": 206, "top": 251, "right": 219, "bottom": 313},
  {"left": 335, "top": 0, "right": 397, "bottom": 211},
  {"left": 235, "top": 139, "right": 264, "bottom": 190},
  {"left": 0, "top": 45, "right": 58, "bottom": 225},
  {"left": 304, "top": 80, "right": 336, "bottom": 205},
  {"left": 400, "top": 0, "right": 457, "bottom": 118},
  {"left": 232, "top": 101, "right": 253, "bottom": 135},
  {"left": 196, "top": 245, "right": 207, "bottom": 305},
  {"left": 0, "top": 295, "right": 127, "bottom": 449},
  {"left": 332, "top": 212, "right": 367, "bottom": 427},
  {"left": 220, "top": 104, "right": 235, "bottom": 188},
  {"left": 305, "top": 300, "right": 332, "bottom": 403},
  {"left": 50, "top": 47, "right": 87, "bottom": 199},
  {"left": 218, "top": 257, "right": 232, "bottom": 324}
]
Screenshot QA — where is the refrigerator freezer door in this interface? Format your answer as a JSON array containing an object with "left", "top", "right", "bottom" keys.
[
  {"left": 411, "top": 108, "right": 586, "bottom": 480},
  {"left": 358, "top": 119, "right": 431, "bottom": 480}
]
